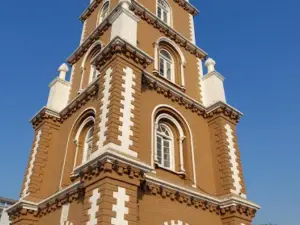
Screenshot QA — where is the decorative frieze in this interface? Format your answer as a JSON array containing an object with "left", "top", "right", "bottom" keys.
[
  {"left": 142, "top": 71, "right": 242, "bottom": 123},
  {"left": 91, "top": 36, "right": 153, "bottom": 69}
]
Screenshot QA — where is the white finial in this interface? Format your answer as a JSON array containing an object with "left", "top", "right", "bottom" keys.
[
  {"left": 205, "top": 58, "right": 216, "bottom": 73},
  {"left": 119, "top": 0, "right": 131, "bottom": 9},
  {"left": 58, "top": 63, "right": 69, "bottom": 80}
]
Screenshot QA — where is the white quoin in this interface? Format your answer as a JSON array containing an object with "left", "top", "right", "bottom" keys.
[
  {"left": 201, "top": 58, "right": 226, "bottom": 107},
  {"left": 46, "top": 63, "right": 70, "bottom": 112}
]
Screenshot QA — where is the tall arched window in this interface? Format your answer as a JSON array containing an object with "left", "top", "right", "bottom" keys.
[
  {"left": 157, "top": 0, "right": 171, "bottom": 25},
  {"left": 156, "top": 123, "right": 174, "bottom": 169},
  {"left": 159, "top": 49, "right": 174, "bottom": 81},
  {"left": 98, "top": 1, "right": 110, "bottom": 25},
  {"left": 82, "top": 126, "right": 94, "bottom": 163}
]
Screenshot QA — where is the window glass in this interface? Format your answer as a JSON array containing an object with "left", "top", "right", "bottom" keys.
[
  {"left": 159, "top": 50, "right": 173, "bottom": 81},
  {"left": 157, "top": 0, "right": 170, "bottom": 25},
  {"left": 98, "top": 2, "right": 110, "bottom": 25},
  {"left": 156, "top": 124, "right": 173, "bottom": 169}
]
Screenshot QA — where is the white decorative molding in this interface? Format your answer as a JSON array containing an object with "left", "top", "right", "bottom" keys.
[
  {"left": 189, "top": 14, "right": 196, "bottom": 44},
  {"left": 118, "top": 67, "right": 138, "bottom": 158},
  {"left": 196, "top": 58, "right": 204, "bottom": 102},
  {"left": 87, "top": 188, "right": 100, "bottom": 225},
  {"left": 224, "top": 124, "right": 243, "bottom": 196},
  {"left": 164, "top": 221, "right": 189, "bottom": 225},
  {"left": 112, "top": 187, "right": 129, "bottom": 225},
  {"left": 22, "top": 130, "right": 42, "bottom": 198},
  {"left": 97, "top": 68, "right": 113, "bottom": 149},
  {"left": 154, "top": 37, "right": 186, "bottom": 87},
  {"left": 155, "top": 113, "right": 185, "bottom": 172},
  {"left": 80, "top": 21, "right": 87, "bottom": 44}
]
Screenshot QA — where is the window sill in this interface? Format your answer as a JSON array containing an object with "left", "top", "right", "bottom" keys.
[
  {"left": 155, "top": 163, "right": 186, "bottom": 178},
  {"left": 152, "top": 70, "right": 186, "bottom": 93}
]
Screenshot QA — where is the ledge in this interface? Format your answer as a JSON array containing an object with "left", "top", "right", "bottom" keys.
[
  {"left": 145, "top": 174, "right": 260, "bottom": 216},
  {"left": 7, "top": 182, "right": 82, "bottom": 216},
  {"left": 91, "top": 36, "right": 154, "bottom": 69}
]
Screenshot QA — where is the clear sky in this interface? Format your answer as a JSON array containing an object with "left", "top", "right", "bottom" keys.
[{"left": 0, "top": 0, "right": 299, "bottom": 224}]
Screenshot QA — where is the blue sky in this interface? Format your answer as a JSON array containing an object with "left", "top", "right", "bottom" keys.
[{"left": 0, "top": 0, "right": 299, "bottom": 224}]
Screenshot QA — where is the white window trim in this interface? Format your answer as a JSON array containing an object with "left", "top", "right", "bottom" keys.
[
  {"left": 82, "top": 126, "right": 94, "bottom": 164},
  {"left": 151, "top": 105, "right": 197, "bottom": 187},
  {"left": 80, "top": 41, "right": 102, "bottom": 90},
  {"left": 156, "top": 0, "right": 173, "bottom": 27},
  {"left": 59, "top": 108, "right": 96, "bottom": 189},
  {"left": 97, "top": 0, "right": 110, "bottom": 26},
  {"left": 159, "top": 49, "right": 175, "bottom": 82},
  {"left": 154, "top": 37, "right": 186, "bottom": 87},
  {"left": 74, "top": 116, "right": 95, "bottom": 167},
  {"left": 155, "top": 113, "right": 185, "bottom": 173},
  {"left": 155, "top": 123, "right": 175, "bottom": 170}
]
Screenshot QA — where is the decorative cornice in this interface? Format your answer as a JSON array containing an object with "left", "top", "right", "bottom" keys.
[
  {"left": 144, "top": 175, "right": 259, "bottom": 219},
  {"left": 91, "top": 36, "right": 154, "bottom": 69},
  {"left": 73, "top": 146, "right": 153, "bottom": 177},
  {"left": 130, "top": 1, "right": 207, "bottom": 60},
  {"left": 31, "top": 79, "right": 99, "bottom": 129},
  {"left": 7, "top": 182, "right": 83, "bottom": 220},
  {"left": 80, "top": 0, "right": 199, "bottom": 22},
  {"left": 142, "top": 71, "right": 243, "bottom": 123}
]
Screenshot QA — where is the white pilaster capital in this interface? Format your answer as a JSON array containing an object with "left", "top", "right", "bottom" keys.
[{"left": 119, "top": 0, "right": 131, "bottom": 9}]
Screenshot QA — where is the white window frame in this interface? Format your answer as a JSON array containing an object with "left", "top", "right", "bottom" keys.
[
  {"left": 159, "top": 49, "right": 175, "bottom": 82},
  {"left": 73, "top": 116, "right": 95, "bottom": 167},
  {"left": 82, "top": 126, "right": 94, "bottom": 163},
  {"left": 89, "top": 65, "right": 99, "bottom": 83},
  {"left": 97, "top": 1, "right": 110, "bottom": 26},
  {"left": 157, "top": 0, "right": 172, "bottom": 26},
  {"left": 155, "top": 123, "right": 174, "bottom": 170}
]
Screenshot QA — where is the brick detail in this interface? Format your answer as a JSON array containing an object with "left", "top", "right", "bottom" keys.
[
  {"left": 209, "top": 116, "right": 247, "bottom": 197},
  {"left": 21, "top": 123, "right": 54, "bottom": 199}
]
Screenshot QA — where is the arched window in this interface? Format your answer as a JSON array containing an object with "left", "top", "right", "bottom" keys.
[
  {"left": 82, "top": 125, "right": 94, "bottom": 163},
  {"left": 157, "top": 0, "right": 171, "bottom": 25},
  {"left": 98, "top": 1, "right": 110, "bottom": 25},
  {"left": 156, "top": 123, "right": 174, "bottom": 169},
  {"left": 89, "top": 65, "right": 98, "bottom": 83},
  {"left": 159, "top": 49, "right": 174, "bottom": 81}
]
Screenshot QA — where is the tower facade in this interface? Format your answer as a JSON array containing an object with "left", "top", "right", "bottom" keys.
[{"left": 8, "top": 1, "right": 259, "bottom": 225}]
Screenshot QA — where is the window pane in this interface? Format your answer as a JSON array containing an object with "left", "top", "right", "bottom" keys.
[
  {"left": 158, "top": 7, "right": 162, "bottom": 19},
  {"left": 166, "top": 62, "right": 171, "bottom": 80},
  {"left": 163, "top": 11, "right": 168, "bottom": 23},
  {"left": 159, "top": 58, "right": 165, "bottom": 76},
  {"left": 157, "top": 136, "right": 162, "bottom": 164}
]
